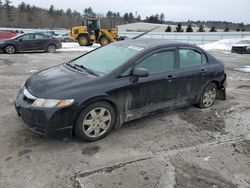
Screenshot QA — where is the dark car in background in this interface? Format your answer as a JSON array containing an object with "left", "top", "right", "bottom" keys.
[
  {"left": 0, "top": 33, "right": 62, "bottom": 54},
  {"left": 15, "top": 39, "right": 226, "bottom": 142},
  {"left": 231, "top": 40, "right": 250, "bottom": 54},
  {"left": 55, "top": 33, "right": 74, "bottom": 42}
]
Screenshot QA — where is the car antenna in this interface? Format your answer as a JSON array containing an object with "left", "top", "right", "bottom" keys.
[{"left": 132, "top": 26, "right": 160, "bottom": 40}]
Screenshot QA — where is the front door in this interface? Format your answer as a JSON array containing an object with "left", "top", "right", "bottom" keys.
[{"left": 122, "top": 48, "right": 178, "bottom": 120}]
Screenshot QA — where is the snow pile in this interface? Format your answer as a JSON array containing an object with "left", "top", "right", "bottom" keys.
[
  {"left": 58, "top": 42, "right": 100, "bottom": 52},
  {"left": 200, "top": 37, "right": 250, "bottom": 51},
  {"left": 234, "top": 66, "right": 250, "bottom": 73}
]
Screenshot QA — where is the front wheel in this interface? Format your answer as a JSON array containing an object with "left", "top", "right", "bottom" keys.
[
  {"left": 197, "top": 82, "right": 217, "bottom": 108},
  {"left": 78, "top": 35, "right": 89, "bottom": 46},
  {"left": 47, "top": 44, "right": 56, "bottom": 53},
  {"left": 99, "top": 36, "right": 110, "bottom": 46},
  {"left": 74, "top": 101, "right": 115, "bottom": 142},
  {"left": 5, "top": 45, "right": 16, "bottom": 54}
]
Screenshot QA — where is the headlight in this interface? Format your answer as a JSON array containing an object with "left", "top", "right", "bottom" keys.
[{"left": 32, "top": 98, "right": 74, "bottom": 108}]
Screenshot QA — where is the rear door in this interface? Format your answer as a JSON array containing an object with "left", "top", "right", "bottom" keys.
[
  {"left": 175, "top": 47, "right": 209, "bottom": 104},
  {"left": 33, "top": 34, "right": 50, "bottom": 50}
]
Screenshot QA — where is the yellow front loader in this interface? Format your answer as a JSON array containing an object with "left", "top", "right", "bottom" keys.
[{"left": 69, "top": 17, "right": 119, "bottom": 46}]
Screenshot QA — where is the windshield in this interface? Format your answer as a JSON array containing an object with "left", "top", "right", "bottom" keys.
[
  {"left": 72, "top": 44, "right": 141, "bottom": 74},
  {"left": 238, "top": 40, "right": 250, "bottom": 44}
]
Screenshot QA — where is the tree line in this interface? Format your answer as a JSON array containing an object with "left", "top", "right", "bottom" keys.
[
  {"left": 165, "top": 22, "right": 246, "bottom": 32},
  {"left": 0, "top": 1, "right": 248, "bottom": 31}
]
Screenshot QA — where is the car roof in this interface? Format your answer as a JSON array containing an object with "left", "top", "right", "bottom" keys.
[{"left": 115, "top": 38, "right": 196, "bottom": 50}]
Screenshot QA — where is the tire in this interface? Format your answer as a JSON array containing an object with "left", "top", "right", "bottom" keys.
[
  {"left": 197, "top": 82, "right": 217, "bottom": 108},
  {"left": 99, "top": 36, "right": 110, "bottom": 46},
  {"left": 47, "top": 44, "right": 56, "bottom": 53},
  {"left": 78, "top": 35, "right": 90, "bottom": 46},
  {"left": 5, "top": 45, "right": 16, "bottom": 54},
  {"left": 74, "top": 101, "right": 116, "bottom": 142}
]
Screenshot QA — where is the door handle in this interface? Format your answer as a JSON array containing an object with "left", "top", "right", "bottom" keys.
[
  {"left": 200, "top": 69, "right": 207, "bottom": 73},
  {"left": 165, "top": 75, "right": 176, "bottom": 82},
  {"left": 167, "top": 75, "right": 176, "bottom": 79}
]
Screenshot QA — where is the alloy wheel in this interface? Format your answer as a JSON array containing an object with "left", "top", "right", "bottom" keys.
[
  {"left": 82, "top": 107, "right": 112, "bottom": 138},
  {"left": 48, "top": 45, "right": 56, "bottom": 53},
  {"left": 202, "top": 88, "right": 216, "bottom": 107},
  {"left": 5, "top": 46, "right": 15, "bottom": 54}
]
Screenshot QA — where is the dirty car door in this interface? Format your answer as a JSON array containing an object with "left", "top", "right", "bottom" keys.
[
  {"left": 123, "top": 49, "right": 177, "bottom": 119},
  {"left": 175, "top": 47, "right": 208, "bottom": 104}
]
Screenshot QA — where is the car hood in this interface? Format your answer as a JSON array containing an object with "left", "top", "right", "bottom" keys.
[
  {"left": 232, "top": 44, "right": 250, "bottom": 47},
  {"left": 25, "top": 64, "right": 98, "bottom": 99}
]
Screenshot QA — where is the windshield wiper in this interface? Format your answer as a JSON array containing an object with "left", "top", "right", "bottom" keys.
[{"left": 74, "top": 64, "right": 99, "bottom": 77}]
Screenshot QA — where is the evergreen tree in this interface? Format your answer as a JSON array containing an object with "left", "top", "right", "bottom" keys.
[
  {"left": 224, "top": 24, "right": 229, "bottom": 32},
  {"left": 209, "top": 25, "right": 217, "bottom": 32},
  {"left": 159, "top": 13, "right": 164, "bottom": 24},
  {"left": 165, "top": 26, "right": 172, "bottom": 32},
  {"left": 128, "top": 12, "right": 134, "bottom": 23},
  {"left": 186, "top": 24, "right": 193, "bottom": 32},
  {"left": 175, "top": 23, "right": 183, "bottom": 32},
  {"left": 18, "top": 1, "right": 26, "bottom": 12},
  {"left": 197, "top": 24, "right": 205, "bottom": 32},
  {"left": 4, "top": 0, "right": 13, "bottom": 23},
  {"left": 123, "top": 13, "right": 129, "bottom": 23},
  {"left": 84, "top": 7, "right": 95, "bottom": 17},
  {"left": 236, "top": 27, "right": 241, "bottom": 32},
  {"left": 0, "top": 0, "right": 3, "bottom": 14}
]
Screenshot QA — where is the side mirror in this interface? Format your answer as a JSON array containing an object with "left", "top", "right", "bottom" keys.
[
  {"left": 130, "top": 68, "right": 149, "bottom": 82},
  {"left": 18, "top": 38, "right": 23, "bottom": 42},
  {"left": 133, "top": 68, "right": 149, "bottom": 78}
]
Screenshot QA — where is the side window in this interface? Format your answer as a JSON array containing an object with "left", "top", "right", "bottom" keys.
[
  {"left": 135, "top": 51, "right": 175, "bottom": 74},
  {"left": 34, "top": 34, "right": 48, "bottom": 39},
  {"left": 179, "top": 49, "right": 205, "bottom": 68},
  {"left": 19, "top": 34, "right": 34, "bottom": 40}
]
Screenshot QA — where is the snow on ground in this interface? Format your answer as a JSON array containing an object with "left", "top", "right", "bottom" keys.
[
  {"left": 58, "top": 42, "right": 100, "bottom": 52},
  {"left": 234, "top": 66, "right": 250, "bottom": 73},
  {"left": 200, "top": 37, "right": 250, "bottom": 51},
  {"left": 59, "top": 37, "right": 250, "bottom": 52}
]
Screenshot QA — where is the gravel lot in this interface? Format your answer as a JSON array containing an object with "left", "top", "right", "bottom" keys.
[{"left": 0, "top": 50, "right": 250, "bottom": 188}]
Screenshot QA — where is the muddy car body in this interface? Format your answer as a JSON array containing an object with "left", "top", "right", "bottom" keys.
[{"left": 15, "top": 39, "right": 226, "bottom": 141}]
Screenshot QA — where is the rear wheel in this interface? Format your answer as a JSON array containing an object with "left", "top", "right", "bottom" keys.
[
  {"left": 78, "top": 35, "right": 89, "bottom": 46},
  {"left": 197, "top": 82, "right": 217, "bottom": 108},
  {"left": 99, "top": 36, "right": 110, "bottom": 46},
  {"left": 5, "top": 45, "right": 16, "bottom": 54},
  {"left": 74, "top": 101, "right": 115, "bottom": 142},
  {"left": 47, "top": 44, "right": 56, "bottom": 53}
]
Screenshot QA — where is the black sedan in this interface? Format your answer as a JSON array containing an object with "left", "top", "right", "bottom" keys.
[
  {"left": 0, "top": 33, "right": 62, "bottom": 54},
  {"left": 15, "top": 39, "right": 226, "bottom": 142}
]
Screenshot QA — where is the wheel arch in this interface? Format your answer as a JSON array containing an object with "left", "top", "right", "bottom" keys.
[
  {"left": 72, "top": 96, "right": 121, "bottom": 135},
  {"left": 4, "top": 44, "right": 17, "bottom": 52}
]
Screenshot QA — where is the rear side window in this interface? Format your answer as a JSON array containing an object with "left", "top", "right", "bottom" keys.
[
  {"left": 179, "top": 49, "right": 206, "bottom": 68},
  {"left": 136, "top": 51, "right": 175, "bottom": 74},
  {"left": 34, "top": 34, "right": 48, "bottom": 39}
]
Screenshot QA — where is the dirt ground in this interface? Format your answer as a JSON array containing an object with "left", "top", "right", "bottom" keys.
[{"left": 0, "top": 50, "right": 250, "bottom": 188}]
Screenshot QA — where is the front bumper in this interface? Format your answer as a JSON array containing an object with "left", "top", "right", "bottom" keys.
[
  {"left": 231, "top": 47, "right": 247, "bottom": 54},
  {"left": 14, "top": 89, "right": 77, "bottom": 138}
]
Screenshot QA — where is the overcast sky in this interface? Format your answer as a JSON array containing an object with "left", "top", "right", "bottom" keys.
[{"left": 12, "top": 0, "right": 250, "bottom": 24}]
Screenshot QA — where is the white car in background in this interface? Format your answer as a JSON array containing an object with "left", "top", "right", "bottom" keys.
[{"left": 231, "top": 40, "right": 250, "bottom": 54}]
